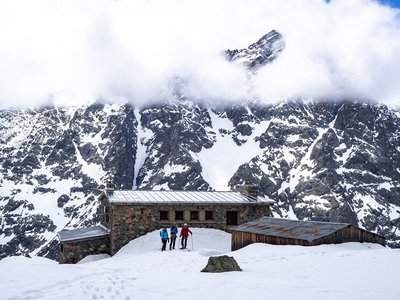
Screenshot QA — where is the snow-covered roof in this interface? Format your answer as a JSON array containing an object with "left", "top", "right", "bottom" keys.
[
  {"left": 107, "top": 190, "right": 274, "bottom": 205},
  {"left": 58, "top": 225, "right": 110, "bottom": 243},
  {"left": 231, "top": 217, "right": 352, "bottom": 242}
]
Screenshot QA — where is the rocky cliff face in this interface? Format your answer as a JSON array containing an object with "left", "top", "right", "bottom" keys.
[
  {"left": 1, "top": 30, "right": 399, "bottom": 259},
  {"left": 0, "top": 103, "right": 137, "bottom": 258}
]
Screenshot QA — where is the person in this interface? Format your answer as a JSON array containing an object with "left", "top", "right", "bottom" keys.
[
  {"left": 160, "top": 226, "right": 169, "bottom": 251},
  {"left": 180, "top": 223, "right": 192, "bottom": 249},
  {"left": 169, "top": 223, "right": 178, "bottom": 250}
]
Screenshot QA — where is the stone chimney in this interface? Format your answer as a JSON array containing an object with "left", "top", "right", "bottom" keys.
[
  {"left": 106, "top": 181, "right": 115, "bottom": 196},
  {"left": 236, "top": 181, "right": 259, "bottom": 197}
]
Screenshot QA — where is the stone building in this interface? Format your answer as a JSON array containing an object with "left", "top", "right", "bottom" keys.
[
  {"left": 58, "top": 226, "right": 110, "bottom": 264},
  {"left": 58, "top": 184, "right": 274, "bottom": 263}
]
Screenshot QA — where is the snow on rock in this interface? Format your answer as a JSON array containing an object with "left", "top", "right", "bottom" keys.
[
  {"left": 0, "top": 103, "right": 138, "bottom": 259},
  {"left": 194, "top": 108, "right": 270, "bottom": 190}
]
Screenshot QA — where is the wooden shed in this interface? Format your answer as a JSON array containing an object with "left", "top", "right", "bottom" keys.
[{"left": 231, "top": 217, "right": 385, "bottom": 251}]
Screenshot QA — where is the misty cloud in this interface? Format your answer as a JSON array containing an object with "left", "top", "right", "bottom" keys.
[{"left": 0, "top": 0, "right": 399, "bottom": 109}]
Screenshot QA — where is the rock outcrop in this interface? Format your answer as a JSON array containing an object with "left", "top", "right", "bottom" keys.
[{"left": 201, "top": 255, "right": 242, "bottom": 273}]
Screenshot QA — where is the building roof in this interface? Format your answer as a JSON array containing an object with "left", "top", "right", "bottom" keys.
[
  {"left": 58, "top": 225, "right": 110, "bottom": 243},
  {"left": 106, "top": 190, "right": 274, "bottom": 205},
  {"left": 231, "top": 217, "right": 351, "bottom": 242}
]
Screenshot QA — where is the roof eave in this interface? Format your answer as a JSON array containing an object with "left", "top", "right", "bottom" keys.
[
  {"left": 109, "top": 201, "right": 273, "bottom": 205},
  {"left": 58, "top": 233, "right": 110, "bottom": 244}
]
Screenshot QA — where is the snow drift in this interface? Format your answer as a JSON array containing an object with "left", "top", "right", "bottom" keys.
[{"left": 0, "top": 228, "right": 399, "bottom": 300}]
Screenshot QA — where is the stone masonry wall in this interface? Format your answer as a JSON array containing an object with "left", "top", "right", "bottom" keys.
[
  {"left": 109, "top": 203, "right": 270, "bottom": 255},
  {"left": 60, "top": 236, "right": 110, "bottom": 264}
]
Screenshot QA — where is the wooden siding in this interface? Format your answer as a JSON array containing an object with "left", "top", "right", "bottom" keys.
[
  {"left": 231, "top": 225, "right": 385, "bottom": 251},
  {"left": 311, "top": 225, "right": 385, "bottom": 246},
  {"left": 231, "top": 232, "right": 311, "bottom": 251}
]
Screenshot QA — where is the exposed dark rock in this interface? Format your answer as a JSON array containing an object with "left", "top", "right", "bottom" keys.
[
  {"left": 34, "top": 175, "right": 50, "bottom": 185},
  {"left": 33, "top": 187, "right": 56, "bottom": 194},
  {"left": 102, "top": 105, "right": 137, "bottom": 189},
  {"left": 3, "top": 199, "right": 25, "bottom": 213},
  {"left": 79, "top": 143, "right": 102, "bottom": 165},
  {"left": 201, "top": 255, "right": 242, "bottom": 272},
  {"left": 236, "top": 124, "right": 253, "bottom": 136},
  {"left": 57, "top": 194, "right": 70, "bottom": 208},
  {"left": 46, "top": 131, "right": 77, "bottom": 167}
]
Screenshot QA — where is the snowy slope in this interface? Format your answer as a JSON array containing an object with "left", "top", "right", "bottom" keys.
[{"left": 0, "top": 229, "right": 399, "bottom": 300}]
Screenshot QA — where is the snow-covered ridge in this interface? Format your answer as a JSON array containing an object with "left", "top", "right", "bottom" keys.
[{"left": 225, "top": 29, "right": 285, "bottom": 69}]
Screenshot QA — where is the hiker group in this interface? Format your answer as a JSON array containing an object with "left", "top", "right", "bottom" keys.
[{"left": 160, "top": 223, "right": 192, "bottom": 251}]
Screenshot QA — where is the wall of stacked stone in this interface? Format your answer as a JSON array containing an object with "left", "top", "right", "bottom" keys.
[
  {"left": 60, "top": 236, "right": 110, "bottom": 264},
  {"left": 109, "top": 203, "right": 270, "bottom": 255}
]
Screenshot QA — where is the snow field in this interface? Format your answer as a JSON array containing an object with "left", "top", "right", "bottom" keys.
[
  {"left": 193, "top": 109, "right": 271, "bottom": 191},
  {"left": 0, "top": 228, "right": 399, "bottom": 300}
]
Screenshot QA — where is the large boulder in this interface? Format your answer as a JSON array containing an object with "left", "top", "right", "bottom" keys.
[{"left": 201, "top": 255, "right": 242, "bottom": 273}]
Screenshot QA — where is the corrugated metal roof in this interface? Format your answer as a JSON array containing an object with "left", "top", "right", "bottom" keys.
[
  {"left": 107, "top": 190, "right": 274, "bottom": 204},
  {"left": 231, "top": 217, "right": 350, "bottom": 242},
  {"left": 58, "top": 225, "right": 110, "bottom": 243}
]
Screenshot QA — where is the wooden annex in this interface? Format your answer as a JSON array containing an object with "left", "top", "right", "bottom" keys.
[{"left": 231, "top": 217, "right": 385, "bottom": 251}]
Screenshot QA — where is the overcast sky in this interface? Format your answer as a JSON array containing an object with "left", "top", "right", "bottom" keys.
[{"left": 0, "top": 0, "right": 399, "bottom": 109}]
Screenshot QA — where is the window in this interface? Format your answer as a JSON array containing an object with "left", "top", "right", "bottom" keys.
[
  {"left": 205, "top": 211, "right": 214, "bottom": 220},
  {"left": 175, "top": 211, "right": 184, "bottom": 220},
  {"left": 160, "top": 211, "right": 168, "bottom": 220},
  {"left": 226, "top": 211, "right": 238, "bottom": 225},
  {"left": 190, "top": 211, "right": 199, "bottom": 220},
  {"left": 104, "top": 206, "right": 109, "bottom": 223}
]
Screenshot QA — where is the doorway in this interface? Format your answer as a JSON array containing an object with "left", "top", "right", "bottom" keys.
[{"left": 226, "top": 211, "right": 238, "bottom": 226}]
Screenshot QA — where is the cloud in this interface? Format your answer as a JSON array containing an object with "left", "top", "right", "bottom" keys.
[{"left": 0, "top": 0, "right": 399, "bottom": 109}]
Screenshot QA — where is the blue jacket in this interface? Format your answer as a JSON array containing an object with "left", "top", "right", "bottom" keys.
[
  {"left": 170, "top": 226, "right": 178, "bottom": 237},
  {"left": 160, "top": 229, "right": 169, "bottom": 239}
]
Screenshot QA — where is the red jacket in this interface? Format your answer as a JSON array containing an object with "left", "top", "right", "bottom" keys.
[{"left": 180, "top": 227, "right": 192, "bottom": 237}]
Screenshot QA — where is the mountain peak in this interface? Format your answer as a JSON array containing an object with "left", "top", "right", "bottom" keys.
[{"left": 225, "top": 30, "right": 285, "bottom": 69}]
